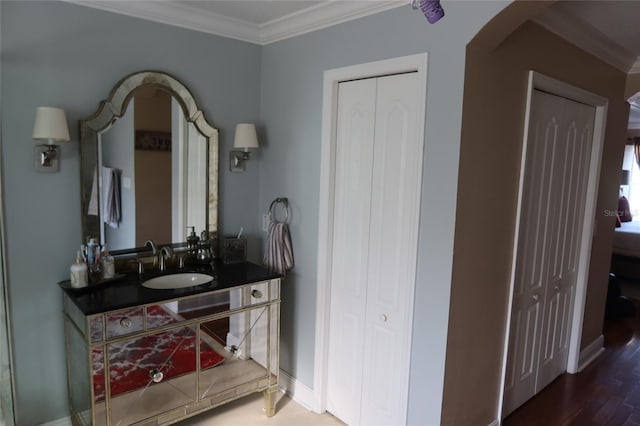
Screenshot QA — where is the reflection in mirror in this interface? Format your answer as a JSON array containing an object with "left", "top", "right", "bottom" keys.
[{"left": 80, "top": 71, "right": 218, "bottom": 251}]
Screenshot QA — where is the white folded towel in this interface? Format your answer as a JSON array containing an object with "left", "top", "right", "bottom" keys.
[{"left": 264, "top": 221, "right": 294, "bottom": 276}]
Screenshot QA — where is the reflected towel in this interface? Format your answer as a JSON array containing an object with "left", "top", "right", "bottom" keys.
[
  {"left": 264, "top": 221, "right": 294, "bottom": 276},
  {"left": 102, "top": 166, "right": 121, "bottom": 229}
]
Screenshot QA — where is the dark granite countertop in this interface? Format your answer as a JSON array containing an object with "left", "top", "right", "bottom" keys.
[{"left": 59, "top": 261, "right": 280, "bottom": 315}]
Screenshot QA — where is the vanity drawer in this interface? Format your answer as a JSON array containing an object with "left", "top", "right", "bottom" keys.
[
  {"left": 105, "top": 307, "right": 145, "bottom": 339},
  {"left": 247, "top": 281, "right": 270, "bottom": 305}
]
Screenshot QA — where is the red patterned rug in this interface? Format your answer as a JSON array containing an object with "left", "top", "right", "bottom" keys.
[{"left": 92, "top": 305, "right": 225, "bottom": 400}]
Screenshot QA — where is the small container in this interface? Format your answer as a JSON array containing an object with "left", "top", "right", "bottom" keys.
[
  {"left": 197, "top": 240, "right": 212, "bottom": 265},
  {"left": 222, "top": 237, "right": 247, "bottom": 264},
  {"left": 87, "top": 238, "right": 98, "bottom": 266},
  {"left": 70, "top": 251, "right": 88, "bottom": 288},
  {"left": 101, "top": 246, "right": 115, "bottom": 279}
]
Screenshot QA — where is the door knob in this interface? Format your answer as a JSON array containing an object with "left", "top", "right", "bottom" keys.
[
  {"left": 380, "top": 314, "right": 388, "bottom": 322},
  {"left": 532, "top": 294, "right": 539, "bottom": 301},
  {"left": 553, "top": 285, "right": 560, "bottom": 291}
]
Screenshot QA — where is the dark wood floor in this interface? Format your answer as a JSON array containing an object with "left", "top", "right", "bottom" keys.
[{"left": 504, "top": 300, "right": 640, "bottom": 425}]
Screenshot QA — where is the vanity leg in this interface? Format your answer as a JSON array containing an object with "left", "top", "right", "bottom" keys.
[{"left": 264, "top": 389, "right": 277, "bottom": 417}]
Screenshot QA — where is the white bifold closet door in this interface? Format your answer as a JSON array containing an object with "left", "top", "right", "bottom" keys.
[
  {"left": 503, "top": 90, "right": 596, "bottom": 416},
  {"left": 327, "top": 72, "right": 421, "bottom": 426}
]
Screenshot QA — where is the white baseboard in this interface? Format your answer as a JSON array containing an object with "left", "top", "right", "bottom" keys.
[
  {"left": 487, "top": 420, "right": 499, "bottom": 426},
  {"left": 40, "top": 418, "right": 72, "bottom": 426},
  {"left": 279, "top": 369, "right": 317, "bottom": 412},
  {"left": 578, "top": 334, "right": 604, "bottom": 372}
]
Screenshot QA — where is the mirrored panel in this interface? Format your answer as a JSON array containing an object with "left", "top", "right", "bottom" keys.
[
  {"left": 99, "top": 325, "right": 199, "bottom": 425},
  {"left": 80, "top": 71, "right": 218, "bottom": 250}
]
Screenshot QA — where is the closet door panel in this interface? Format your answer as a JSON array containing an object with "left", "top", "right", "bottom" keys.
[
  {"left": 326, "top": 78, "right": 376, "bottom": 426},
  {"left": 504, "top": 91, "right": 562, "bottom": 414},
  {"left": 361, "top": 73, "right": 420, "bottom": 426}
]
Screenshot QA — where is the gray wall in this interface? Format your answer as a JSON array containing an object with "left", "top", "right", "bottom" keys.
[
  {"left": 0, "top": 2, "right": 260, "bottom": 423},
  {"left": 258, "top": 2, "right": 506, "bottom": 424},
  {"left": 0, "top": 0, "right": 513, "bottom": 424}
]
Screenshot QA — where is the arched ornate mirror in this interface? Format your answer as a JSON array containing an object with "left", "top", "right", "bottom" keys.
[{"left": 80, "top": 71, "right": 218, "bottom": 251}]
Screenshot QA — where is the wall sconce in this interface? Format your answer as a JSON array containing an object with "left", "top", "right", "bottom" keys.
[
  {"left": 230, "top": 123, "right": 259, "bottom": 172},
  {"left": 32, "top": 106, "right": 70, "bottom": 173}
]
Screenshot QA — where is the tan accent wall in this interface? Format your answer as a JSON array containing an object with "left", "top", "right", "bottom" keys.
[
  {"left": 134, "top": 89, "right": 172, "bottom": 246},
  {"left": 442, "top": 21, "right": 628, "bottom": 425}
]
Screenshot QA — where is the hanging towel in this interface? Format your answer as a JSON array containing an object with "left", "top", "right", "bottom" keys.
[
  {"left": 102, "top": 166, "right": 121, "bottom": 229},
  {"left": 264, "top": 220, "right": 294, "bottom": 276}
]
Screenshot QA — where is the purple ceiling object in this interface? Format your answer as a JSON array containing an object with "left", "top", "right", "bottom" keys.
[{"left": 411, "top": 0, "right": 445, "bottom": 24}]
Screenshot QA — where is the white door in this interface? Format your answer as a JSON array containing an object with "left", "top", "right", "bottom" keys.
[
  {"left": 172, "top": 99, "right": 207, "bottom": 243},
  {"left": 503, "top": 90, "right": 596, "bottom": 416},
  {"left": 327, "top": 72, "right": 421, "bottom": 426}
]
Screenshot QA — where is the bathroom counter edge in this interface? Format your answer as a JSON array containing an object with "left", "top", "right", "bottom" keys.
[{"left": 58, "top": 261, "right": 281, "bottom": 315}]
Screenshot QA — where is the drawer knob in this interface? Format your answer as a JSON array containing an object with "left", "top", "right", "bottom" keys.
[
  {"left": 120, "top": 317, "right": 133, "bottom": 328},
  {"left": 251, "top": 289, "right": 263, "bottom": 299},
  {"left": 150, "top": 369, "right": 164, "bottom": 383}
]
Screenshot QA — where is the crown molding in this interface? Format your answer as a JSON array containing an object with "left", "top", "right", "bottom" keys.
[
  {"left": 533, "top": 5, "right": 637, "bottom": 73},
  {"left": 259, "top": 1, "right": 405, "bottom": 44},
  {"left": 64, "top": 1, "right": 405, "bottom": 45},
  {"left": 65, "top": 1, "right": 259, "bottom": 43}
]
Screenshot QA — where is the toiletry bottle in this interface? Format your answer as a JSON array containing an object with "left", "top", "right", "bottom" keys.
[
  {"left": 87, "top": 238, "right": 98, "bottom": 270},
  {"left": 70, "top": 250, "right": 88, "bottom": 288},
  {"left": 101, "top": 245, "right": 115, "bottom": 279}
]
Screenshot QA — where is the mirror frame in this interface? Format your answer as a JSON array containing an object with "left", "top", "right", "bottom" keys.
[{"left": 79, "top": 70, "right": 219, "bottom": 248}]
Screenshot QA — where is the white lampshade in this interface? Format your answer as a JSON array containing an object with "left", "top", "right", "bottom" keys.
[
  {"left": 32, "top": 106, "right": 70, "bottom": 144},
  {"left": 233, "top": 123, "right": 259, "bottom": 152}
]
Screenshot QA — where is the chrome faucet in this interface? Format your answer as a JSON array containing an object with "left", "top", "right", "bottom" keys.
[
  {"left": 145, "top": 239, "right": 158, "bottom": 255},
  {"left": 159, "top": 246, "right": 173, "bottom": 271}
]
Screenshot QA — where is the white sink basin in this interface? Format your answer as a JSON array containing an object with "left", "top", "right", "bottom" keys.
[{"left": 142, "top": 273, "right": 213, "bottom": 290}]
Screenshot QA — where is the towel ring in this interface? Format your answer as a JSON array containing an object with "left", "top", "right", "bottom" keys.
[{"left": 269, "top": 197, "right": 289, "bottom": 224}]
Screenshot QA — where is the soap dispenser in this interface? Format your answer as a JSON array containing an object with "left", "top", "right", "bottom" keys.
[
  {"left": 101, "top": 245, "right": 115, "bottom": 279},
  {"left": 187, "top": 226, "right": 199, "bottom": 253},
  {"left": 70, "top": 250, "right": 88, "bottom": 288}
]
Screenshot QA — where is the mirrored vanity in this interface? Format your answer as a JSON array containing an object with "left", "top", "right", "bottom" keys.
[
  {"left": 60, "top": 71, "right": 280, "bottom": 425},
  {"left": 62, "top": 266, "right": 280, "bottom": 425}
]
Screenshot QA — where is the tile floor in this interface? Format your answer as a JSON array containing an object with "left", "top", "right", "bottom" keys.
[{"left": 180, "top": 391, "right": 345, "bottom": 425}]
